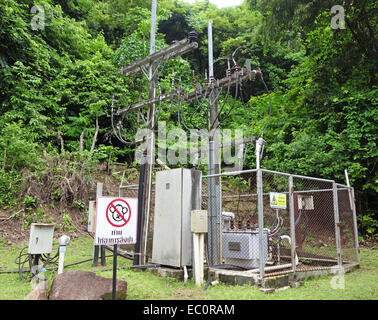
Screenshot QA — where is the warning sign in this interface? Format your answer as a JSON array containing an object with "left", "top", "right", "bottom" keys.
[
  {"left": 94, "top": 197, "right": 137, "bottom": 245},
  {"left": 269, "top": 192, "right": 287, "bottom": 209}
]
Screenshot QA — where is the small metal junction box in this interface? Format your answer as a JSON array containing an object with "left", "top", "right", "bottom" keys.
[
  {"left": 28, "top": 223, "right": 55, "bottom": 255},
  {"left": 191, "top": 210, "right": 208, "bottom": 233}
]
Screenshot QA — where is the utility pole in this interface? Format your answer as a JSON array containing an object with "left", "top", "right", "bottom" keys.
[
  {"left": 117, "top": 0, "right": 199, "bottom": 266},
  {"left": 141, "top": 0, "right": 158, "bottom": 266}
]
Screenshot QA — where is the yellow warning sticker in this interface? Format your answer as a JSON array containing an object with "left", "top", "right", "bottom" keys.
[{"left": 270, "top": 192, "right": 286, "bottom": 209}]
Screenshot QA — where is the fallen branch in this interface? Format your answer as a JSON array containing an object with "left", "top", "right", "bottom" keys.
[
  {"left": 0, "top": 209, "right": 23, "bottom": 221},
  {"left": 63, "top": 176, "right": 74, "bottom": 194}
]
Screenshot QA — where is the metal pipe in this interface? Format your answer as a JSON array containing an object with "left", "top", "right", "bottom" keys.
[
  {"left": 202, "top": 168, "right": 258, "bottom": 178},
  {"left": 203, "top": 187, "right": 351, "bottom": 199},
  {"left": 112, "top": 244, "right": 118, "bottom": 300},
  {"left": 208, "top": 21, "right": 214, "bottom": 82},
  {"left": 150, "top": 0, "right": 157, "bottom": 54},
  {"left": 288, "top": 175, "right": 297, "bottom": 274},
  {"left": 280, "top": 235, "right": 299, "bottom": 265},
  {"left": 261, "top": 169, "right": 335, "bottom": 183},
  {"left": 250, "top": 263, "right": 292, "bottom": 273}
]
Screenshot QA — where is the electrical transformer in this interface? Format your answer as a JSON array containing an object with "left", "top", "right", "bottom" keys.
[
  {"left": 222, "top": 229, "right": 269, "bottom": 269},
  {"left": 151, "top": 168, "right": 202, "bottom": 268},
  {"left": 221, "top": 213, "right": 269, "bottom": 269}
]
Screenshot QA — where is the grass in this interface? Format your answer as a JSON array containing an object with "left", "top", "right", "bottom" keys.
[{"left": 0, "top": 235, "right": 376, "bottom": 300}]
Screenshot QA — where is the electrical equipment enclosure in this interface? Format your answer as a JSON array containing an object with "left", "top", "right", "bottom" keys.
[
  {"left": 152, "top": 168, "right": 202, "bottom": 267},
  {"left": 28, "top": 223, "right": 55, "bottom": 254},
  {"left": 191, "top": 210, "right": 208, "bottom": 233}
]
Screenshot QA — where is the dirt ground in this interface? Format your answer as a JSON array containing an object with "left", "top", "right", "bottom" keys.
[{"left": 0, "top": 164, "right": 140, "bottom": 245}]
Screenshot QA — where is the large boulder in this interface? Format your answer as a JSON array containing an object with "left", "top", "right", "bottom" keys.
[
  {"left": 24, "top": 281, "right": 48, "bottom": 300},
  {"left": 48, "top": 270, "right": 127, "bottom": 300}
]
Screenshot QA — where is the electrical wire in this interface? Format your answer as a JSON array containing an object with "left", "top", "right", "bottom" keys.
[
  {"left": 111, "top": 98, "right": 137, "bottom": 146},
  {"left": 14, "top": 247, "right": 32, "bottom": 280},
  {"left": 214, "top": 72, "right": 239, "bottom": 130},
  {"left": 14, "top": 246, "right": 60, "bottom": 280}
]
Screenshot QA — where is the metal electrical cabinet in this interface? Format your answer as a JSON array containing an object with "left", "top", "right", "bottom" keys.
[
  {"left": 152, "top": 168, "right": 202, "bottom": 268},
  {"left": 28, "top": 223, "right": 55, "bottom": 255}
]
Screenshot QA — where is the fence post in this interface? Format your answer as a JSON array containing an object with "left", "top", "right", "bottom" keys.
[
  {"left": 351, "top": 187, "right": 360, "bottom": 263},
  {"left": 332, "top": 182, "right": 343, "bottom": 268},
  {"left": 257, "top": 169, "right": 264, "bottom": 281},
  {"left": 288, "top": 175, "right": 296, "bottom": 274},
  {"left": 207, "top": 138, "right": 220, "bottom": 266},
  {"left": 93, "top": 182, "right": 104, "bottom": 266}
]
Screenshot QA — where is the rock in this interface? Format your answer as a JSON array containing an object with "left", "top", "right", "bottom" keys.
[
  {"left": 276, "top": 285, "right": 290, "bottom": 291},
  {"left": 289, "top": 280, "right": 304, "bottom": 288},
  {"left": 259, "top": 287, "right": 275, "bottom": 294},
  {"left": 48, "top": 270, "right": 127, "bottom": 300},
  {"left": 24, "top": 281, "right": 48, "bottom": 300}
]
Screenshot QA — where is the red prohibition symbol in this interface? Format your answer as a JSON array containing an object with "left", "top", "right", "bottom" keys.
[{"left": 106, "top": 198, "right": 131, "bottom": 228}]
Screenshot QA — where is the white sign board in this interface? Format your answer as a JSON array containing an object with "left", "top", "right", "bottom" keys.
[
  {"left": 269, "top": 192, "right": 287, "bottom": 209},
  {"left": 94, "top": 197, "right": 138, "bottom": 245}
]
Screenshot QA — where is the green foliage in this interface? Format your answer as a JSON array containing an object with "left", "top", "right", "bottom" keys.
[
  {"left": 73, "top": 199, "right": 85, "bottom": 210},
  {"left": 358, "top": 213, "right": 378, "bottom": 240},
  {"left": 62, "top": 212, "right": 75, "bottom": 232},
  {"left": 0, "top": 121, "right": 40, "bottom": 171},
  {"left": 0, "top": 169, "right": 21, "bottom": 207},
  {"left": 23, "top": 195, "right": 36, "bottom": 212},
  {"left": 0, "top": 0, "right": 376, "bottom": 237}
]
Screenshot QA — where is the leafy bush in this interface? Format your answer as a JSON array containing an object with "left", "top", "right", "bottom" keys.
[
  {"left": 0, "top": 169, "right": 21, "bottom": 207},
  {"left": 0, "top": 121, "right": 40, "bottom": 168},
  {"left": 358, "top": 213, "right": 378, "bottom": 240}
]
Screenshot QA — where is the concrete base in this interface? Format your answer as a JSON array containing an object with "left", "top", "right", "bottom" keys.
[
  {"left": 133, "top": 265, "right": 197, "bottom": 282},
  {"left": 209, "top": 262, "right": 360, "bottom": 289},
  {"left": 133, "top": 262, "right": 359, "bottom": 290}
]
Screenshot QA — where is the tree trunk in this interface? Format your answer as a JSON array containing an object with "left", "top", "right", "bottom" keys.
[
  {"left": 89, "top": 115, "right": 99, "bottom": 158},
  {"left": 57, "top": 130, "right": 64, "bottom": 153},
  {"left": 79, "top": 130, "right": 85, "bottom": 152}
]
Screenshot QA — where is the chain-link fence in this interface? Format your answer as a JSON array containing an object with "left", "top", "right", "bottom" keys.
[
  {"left": 202, "top": 168, "right": 360, "bottom": 279},
  {"left": 116, "top": 166, "right": 359, "bottom": 281}
]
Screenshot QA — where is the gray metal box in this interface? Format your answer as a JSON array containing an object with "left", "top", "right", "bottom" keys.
[
  {"left": 152, "top": 168, "right": 201, "bottom": 267},
  {"left": 222, "top": 230, "right": 269, "bottom": 269},
  {"left": 28, "top": 223, "right": 55, "bottom": 254}
]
